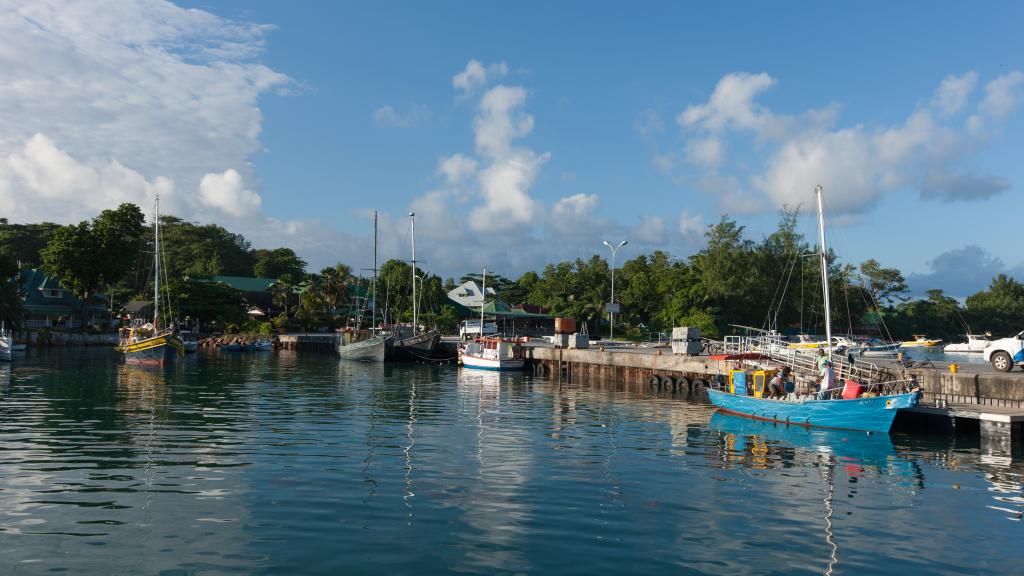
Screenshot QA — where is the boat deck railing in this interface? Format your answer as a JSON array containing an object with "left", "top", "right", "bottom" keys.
[{"left": 723, "top": 333, "right": 905, "bottom": 387}]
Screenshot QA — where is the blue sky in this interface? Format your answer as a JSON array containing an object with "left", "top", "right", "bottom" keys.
[{"left": 2, "top": 1, "right": 1022, "bottom": 296}]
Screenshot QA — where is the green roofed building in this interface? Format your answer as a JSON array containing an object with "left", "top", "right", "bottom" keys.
[{"left": 19, "top": 268, "right": 108, "bottom": 329}]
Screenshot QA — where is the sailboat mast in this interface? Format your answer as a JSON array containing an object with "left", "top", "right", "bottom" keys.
[
  {"left": 372, "top": 210, "right": 378, "bottom": 332},
  {"left": 815, "top": 185, "right": 833, "bottom": 360},
  {"left": 410, "top": 212, "right": 417, "bottom": 331},
  {"left": 480, "top": 268, "right": 486, "bottom": 338},
  {"left": 153, "top": 195, "right": 160, "bottom": 329}
]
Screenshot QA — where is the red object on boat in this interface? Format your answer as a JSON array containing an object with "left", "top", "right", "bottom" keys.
[{"left": 842, "top": 379, "right": 864, "bottom": 399}]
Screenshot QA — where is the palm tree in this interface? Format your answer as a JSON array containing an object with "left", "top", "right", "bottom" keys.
[
  {"left": 320, "top": 263, "right": 352, "bottom": 317},
  {"left": 271, "top": 280, "right": 293, "bottom": 317}
]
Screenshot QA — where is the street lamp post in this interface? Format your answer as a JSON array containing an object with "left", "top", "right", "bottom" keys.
[{"left": 602, "top": 239, "right": 627, "bottom": 341}]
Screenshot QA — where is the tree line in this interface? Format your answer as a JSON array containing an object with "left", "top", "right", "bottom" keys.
[{"left": 2, "top": 206, "right": 1022, "bottom": 340}]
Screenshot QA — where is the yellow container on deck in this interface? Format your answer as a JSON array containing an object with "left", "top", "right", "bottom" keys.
[{"left": 752, "top": 370, "right": 778, "bottom": 399}]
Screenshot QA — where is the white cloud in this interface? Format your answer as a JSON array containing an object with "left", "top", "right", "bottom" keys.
[
  {"left": 635, "top": 109, "right": 665, "bottom": 136},
  {"left": 438, "top": 153, "right": 478, "bottom": 184},
  {"left": 677, "top": 72, "right": 789, "bottom": 137},
  {"left": 685, "top": 137, "right": 723, "bottom": 167},
  {"left": 452, "top": 59, "right": 508, "bottom": 96},
  {"left": 665, "top": 70, "right": 1023, "bottom": 215},
  {"left": 632, "top": 215, "right": 666, "bottom": 245},
  {"left": 373, "top": 104, "right": 430, "bottom": 128},
  {"left": 552, "top": 193, "right": 598, "bottom": 219},
  {"left": 0, "top": 0, "right": 288, "bottom": 226},
  {"left": 468, "top": 84, "right": 549, "bottom": 232},
  {"left": 0, "top": 133, "right": 178, "bottom": 222},
  {"left": 678, "top": 210, "right": 704, "bottom": 237},
  {"left": 931, "top": 72, "right": 978, "bottom": 117},
  {"left": 199, "top": 169, "right": 262, "bottom": 218},
  {"left": 979, "top": 71, "right": 1024, "bottom": 120}
]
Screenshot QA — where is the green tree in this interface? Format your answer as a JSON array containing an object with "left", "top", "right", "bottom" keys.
[
  {"left": 253, "top": 248, "right": 307, "bottom": 283},
  {"left": 158, "top": 216, "right": 255, "bottom": 279},
  {"left": 0, "top": 221, "right": 62, "bottom": 267},
  {"left": 965, "top": 275, "right": 1024, "bottom": 336},
  {"left": 0, "top": 249, "right": 23, "bottom": 327},
  {"left": 859, "top": 258, "right": 908, "bottom": 306},
  {"left": 168, "top": 278, "right": 247, "bottom": 329}
]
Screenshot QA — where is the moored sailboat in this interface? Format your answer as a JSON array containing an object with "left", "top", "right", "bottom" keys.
[
  {"left": 707, "top": 185, "right": 919, "bottom": 433},
  {"left": 392, "top": 212, "right": 439, "bottom": 361},
  {"left": 117, "top": 196, "right": 184, "bottom": 365},
  {"left": 338, "top": 210, "right": 392, "bottom": 362}
]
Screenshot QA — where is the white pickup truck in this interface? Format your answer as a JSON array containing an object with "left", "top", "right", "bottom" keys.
[
  {"left": 983, "top": 330, "right": 1024, "bottom": 372},
  {"left": 459, "top": 319, "right": 498, "bottom": 339}
]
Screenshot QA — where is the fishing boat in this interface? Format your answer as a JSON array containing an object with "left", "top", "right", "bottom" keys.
[
  {"left": 254, "top": 339, "right": 273, "bottom": 351},
  {"left": 707, "top": 185, "right": 919, "bottom": 433},
  {"left": 460, "top": 337, "right": 525, "bottom": 371},
  {"left": 943, "top": 334, "right": 991, "bottom": 353},
  {"left": 338, "top": 210, "right": 392, "bottom": 362},
  {"left": 901, "top": 335, "right": 942, "bottom": 348},
  {"left": 391, "top": 212, "right": 440, "bottom": 361},
  {"left": 117, "top": 196, "right": 184, "bottom": 365},
  {"left": 459, "top": 268, "right": 524, "bottom": 371}
]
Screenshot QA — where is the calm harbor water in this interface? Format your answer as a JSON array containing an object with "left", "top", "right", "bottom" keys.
[{"left": 0, "top": 349, "right": 1021, "bottom": 575}]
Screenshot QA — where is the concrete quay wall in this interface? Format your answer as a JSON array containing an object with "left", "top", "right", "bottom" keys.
[{"left": 910, "top": 369, "right": 1024, "bottom": 406}]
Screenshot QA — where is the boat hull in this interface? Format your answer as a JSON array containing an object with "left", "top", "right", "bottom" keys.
[
  {"left": 707, "top": 388, "right": 919, "bottom": 433},
  {"left": 902, "top": 340, "right": 941, "bottom": 348},
  {"left": 338, "top": 335, "right": 391, "bottom": 362},
  {"left": 119, "top": 334, "right": 184, "bottom": 365},
  {"left": 460, "top": 354, "right": 525, "bottom": 371},
  {"left": 391, "top": 330, "right": 440, "bottom": 361}
]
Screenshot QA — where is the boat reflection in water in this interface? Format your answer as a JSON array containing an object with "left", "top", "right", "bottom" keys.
[{"left": 708, "top": 412, "right": 925, "bottom": 575}]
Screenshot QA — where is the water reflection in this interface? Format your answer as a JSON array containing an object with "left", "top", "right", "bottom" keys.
[
  {"left": 453, "top": 368, "right": 533, "bottom": 573},
  {"left": 3, "top": 349, "right": 1024, "bottom": 574}
]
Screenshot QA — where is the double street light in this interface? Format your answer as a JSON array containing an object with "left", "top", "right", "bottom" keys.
[{"left": 602, "top": 239, "right": 627, "bottom": 341}]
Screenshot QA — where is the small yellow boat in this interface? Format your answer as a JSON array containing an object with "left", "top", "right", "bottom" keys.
[{"left": 901, "top": 335, "right": 942, "bottom": 348}]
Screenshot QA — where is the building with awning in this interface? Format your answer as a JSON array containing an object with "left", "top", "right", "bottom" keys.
[
  {"left": 472, "top": 300, "right": 555, "bottom": 336},
  {"left": 19, "top": 269, "right": 108, "bottom": 329}
]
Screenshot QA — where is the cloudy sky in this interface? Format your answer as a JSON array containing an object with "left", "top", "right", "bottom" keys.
[{"left": 1, "top": 0, "right": 1022, "bottom": 296}]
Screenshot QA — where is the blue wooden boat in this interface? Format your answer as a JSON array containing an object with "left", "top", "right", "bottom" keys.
[
  {"left": 710, "top": 185, "right": 919, "bottom": 434},
  {"left": 707, "top": 389, "right": 919, "bottom": 433}
]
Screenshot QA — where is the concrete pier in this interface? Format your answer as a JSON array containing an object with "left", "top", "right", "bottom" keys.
[
  {"left": 522, "top": 343, "right": 1024, "bottom": 454},
  {"left": 278, "top": 333, "right": 337, "bottom": 352}
]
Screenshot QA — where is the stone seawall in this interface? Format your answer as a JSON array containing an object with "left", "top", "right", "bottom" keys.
[
  {"left": 15, "top": 331, "right": 119, "bottom": 347},
  {"left": 901, "top": 369, "right": 1024, "bottom": 404}
]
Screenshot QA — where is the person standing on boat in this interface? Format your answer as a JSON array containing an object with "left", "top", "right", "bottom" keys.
[
  {"left": 818, "top": 360, "right": 836, "bottom": 399},
  {"left": 816, "top": 348, "right": 828, "bottom": 371},
  {"left": 768, "top": 367, "right": 792, "bottom": 399}
]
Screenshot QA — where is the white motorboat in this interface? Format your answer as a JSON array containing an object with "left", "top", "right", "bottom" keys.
[
  {"left": 460, "top": 337, "right": 525, "bottom": 371},
  {"left": 943, "top": 334, "right": 991, "bottom": 353}
]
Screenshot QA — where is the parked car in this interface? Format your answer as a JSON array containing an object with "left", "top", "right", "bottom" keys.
[{"left": 983, "top": 330, "right": 1024, "bottom": 372}]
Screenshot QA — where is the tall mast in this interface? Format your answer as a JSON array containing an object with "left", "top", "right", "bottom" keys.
[
  {"left": 480, "top": 268, "right": 486, "bottom": 338},
  {"left": 410, "top": 212, "right": 417, "bottom": 332},
  {"left": 153, "top": 195, "right": 160, "bottom": 329},
  {"left": 372, "top": 210, "right": 378, "bottom": 331},
  {"left": 815, "top": 185, "right": 832, "bottom": 360}
]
